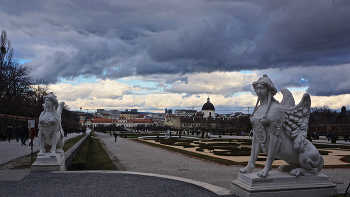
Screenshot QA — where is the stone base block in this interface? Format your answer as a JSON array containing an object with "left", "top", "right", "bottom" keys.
[
  {"left": 31, "top": 153, "right": 66, "bottom": 172},
  {"left": 231, "top": 171, "right": 337, "bottom": 197}
]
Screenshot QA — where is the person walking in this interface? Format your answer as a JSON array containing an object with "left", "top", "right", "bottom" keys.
[
  {"left": 15, "top": 126, "right": 21, "bottom": 142},
  {"left": 345, "top": 131, "right": 349, "bottom": 142},
  {"left": 6, "top": 125, "right": 13, "bottom": 142},
  {"left": 20, "top": 125, "right": 26, "bottom": 145},
  {"left": 113, "top": 132, "right": 118, "bottom": 142}
]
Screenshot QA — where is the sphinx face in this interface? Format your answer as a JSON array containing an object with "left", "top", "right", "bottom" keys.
[
  {"left": 255, "top": 84, "right": 268, "bottom": 100},
  {"left": 44, "top": 98, "right": 53, "bottom": 110}
]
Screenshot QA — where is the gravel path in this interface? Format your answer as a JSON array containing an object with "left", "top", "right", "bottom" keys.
[
  {"left": 97, "top": 132, "right": 243, "bottom": 190},
  {"left": 0, "top": 172, "right": 227, "bottom": 197},
  {"left": 96, "top": 132, "right": 350, "bottom": 192}
]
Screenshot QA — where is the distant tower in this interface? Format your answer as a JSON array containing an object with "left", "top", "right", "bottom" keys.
[
  {"left": 165, "top": 108, "right": 173, "bottom": 114},
  {"left": 202, "top": 97, "right": 215, "bottom": 118}
]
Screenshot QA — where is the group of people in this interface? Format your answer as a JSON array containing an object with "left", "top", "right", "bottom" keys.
[
  {"left": 311, "top": 132, "right": 320, "bottom": 140},
  {"left": 326, "top": 132, "right": 339, "bottom": 143},
  {"left": 249, "top": 130, "right": 253, "bottom": 138},
  {"left": 2, "top": 124, "right": 32, "bottom": 145}
]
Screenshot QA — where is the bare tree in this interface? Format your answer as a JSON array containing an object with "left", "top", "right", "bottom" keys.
[{"left": 0, "top": 30, "right": 32, "bottom": 116}]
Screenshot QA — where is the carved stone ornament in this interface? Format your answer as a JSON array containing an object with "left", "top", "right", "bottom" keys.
[{"left": 253, "top": 120, "right": 266, "bottom": 144}]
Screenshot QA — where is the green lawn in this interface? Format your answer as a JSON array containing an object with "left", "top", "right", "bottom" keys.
[
  {"left": 69, "top": 134, "right": 117, "bottom": 170},
  {"left": 63, "top": 134, "right": 86, "bottom": 152}
]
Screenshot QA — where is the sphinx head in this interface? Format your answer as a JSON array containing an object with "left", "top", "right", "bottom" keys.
[
  {"left": 252, "top": 74, "right": 277, "bottom": 99},
  {"left": 43, "top": 92, "right": 59, "bottom": 110}
]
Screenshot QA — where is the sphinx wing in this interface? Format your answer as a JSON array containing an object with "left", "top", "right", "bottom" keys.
[
  {"left": 280, "top": 88, "right": 295, "bottom": 108},
  {"left": 58, "top": 102, "right": 65, "bottom": 114},
  {"left": 283, "top": 93, "right": 311, "bottom": 153}
]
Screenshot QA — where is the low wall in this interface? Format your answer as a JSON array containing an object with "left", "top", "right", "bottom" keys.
[{"left": 65, "top": 135, "right": 88, "bottom": 170}]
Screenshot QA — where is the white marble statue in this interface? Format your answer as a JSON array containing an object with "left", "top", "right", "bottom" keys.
[
  {"left": 239, "top": 74, "right": 324, "bottom": 177},
  {"left": 37, "top": 92, "right": 65, "bottom": 157},
  {"left": 86, "top": 127, "right": 91, "bottom": 135},
  {"left": 165, "top": 129, "right": 171, "bottom": 139}
]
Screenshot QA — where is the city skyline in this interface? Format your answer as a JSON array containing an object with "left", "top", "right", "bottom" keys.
[{"left": 2, "top": 0, "right": 350, "bottom": 114}]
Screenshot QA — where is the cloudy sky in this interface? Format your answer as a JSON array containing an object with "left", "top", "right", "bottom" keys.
[{"left": 1, "top": 0, "right": 350, "bottom": 114}]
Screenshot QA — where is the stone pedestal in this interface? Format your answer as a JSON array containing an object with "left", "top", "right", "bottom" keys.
[
  {"left": 231, "top": 171, "right": 337, "bottom": 197},
  {"left": 31, "top": 153, "right": 66, "bottom": 172}
]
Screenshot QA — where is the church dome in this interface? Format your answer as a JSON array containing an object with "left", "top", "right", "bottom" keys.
[{"left": 202, "top": 97, "right": 215, "bottom": 111}]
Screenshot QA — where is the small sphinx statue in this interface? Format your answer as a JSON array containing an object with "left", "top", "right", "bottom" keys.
[
  {"left": 239, "top": 74, "right": 324, "bottom": 177},
  {"left": 38, "top": 92, "right": 65, "bottom": 157}
]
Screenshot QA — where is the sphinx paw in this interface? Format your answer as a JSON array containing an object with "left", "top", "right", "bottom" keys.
[
  {"left": 290, "top": 168, "right": 305, "bottom": 177},
  {"left": 56, "top": 148, "right": 64, "bottom": 155},
  {"left": 257, "top": 168, "right": 269, "bottom": 178},
  {"left": 50, "top": 152, "right": 56, "bottom": 158},
  {"left": 278, "top": 164, "right": 295, "bottom": 172},
  {"left": 290, "top": 168, "right": 318, "bottom": 176},
  {"left": 239, "top": 166, "right": 252, "bottom": 174}
]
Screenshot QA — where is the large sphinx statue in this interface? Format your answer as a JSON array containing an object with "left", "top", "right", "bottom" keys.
[
  {"left": 239, "top": 74, "right": 324, "bottom": 178},
  {"left": 38, "top": 92, "right": 65, "bottom": 157}
]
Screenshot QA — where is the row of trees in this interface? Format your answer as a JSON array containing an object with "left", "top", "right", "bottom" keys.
[
  {"left": 309, "top": 106, "right": 350, "bottom": 125},
  {"left": 0, "top": 30, "right": 80, "bottom": 133}
]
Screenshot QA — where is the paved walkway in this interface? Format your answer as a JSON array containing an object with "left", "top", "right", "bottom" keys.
[
  {"left": 0, "top": 171, "right": 230, "bottom": 197},
  {"left": 0, "top": 133, "right": 83, "bottom": 165}
]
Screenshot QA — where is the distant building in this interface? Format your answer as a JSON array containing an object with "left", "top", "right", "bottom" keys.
[
  {"left": 96, "top": 109, "right": 105, "bottom": 113},
  {"left": 165, "top": 108, "right": 173, "bottom": 114},
  {"left": 118, "top": 116, "right": 127, "bottom": 124},
  {"left": 135, "top": 115, "right": 145, "bottom": 119},
  {"left": 121, "top": 111, "right": 140, "bottom": 120},
  {"left": 164, "top": 114, "right": 251, "bottom": 133},
  {"left": 101, "top": 113, "right": 110, "bottom": 119},
  {"left": 78, "top": 113, "right": 94, "bottom": 127},
  {"left": 92, "top": 118, "right": 118, "bottom": 127},
  {"left": 110, "top": 110, "right": 121, "bottom": 119},
  {"left": 164, "top": 97, "right": 219, "bottom": 130},
  {"left": 174, "top": 109, "right": 197, "bottom": 117},
  {"left": 90, "top": 115, "right": 154, "bottom": 128},
  {"left": 202, "top": 97, "right": 215, "bottom": 118},
  {"left": 128, "top": 119, "right": 153, "bottom": 127}
]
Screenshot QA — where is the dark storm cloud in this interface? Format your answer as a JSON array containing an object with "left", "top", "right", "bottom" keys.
[
  {"left": 256, "top": 64, "right": 350, "bottom": 96},
  {"left": 1, "top": 0, "right": 350, "bottom": 96}
]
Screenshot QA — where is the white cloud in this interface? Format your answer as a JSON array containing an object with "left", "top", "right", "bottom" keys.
[
  {"left": 47, "top": 71, "right": 350, "bottom": 113},
  {"left": 167, "top": 71, "right": 259, "bottom": 95},
  {"left": 50, "top": 79, "right": 135, "bottom": 101}
]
